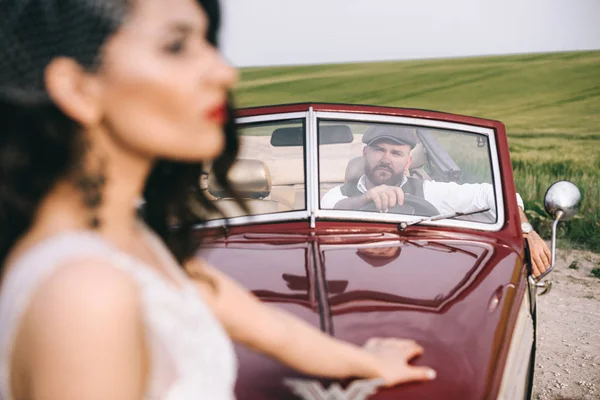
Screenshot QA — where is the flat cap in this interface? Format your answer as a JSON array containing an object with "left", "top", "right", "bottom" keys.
[{"left": 362, "top": 125, "right": 418, "bottom": 149}]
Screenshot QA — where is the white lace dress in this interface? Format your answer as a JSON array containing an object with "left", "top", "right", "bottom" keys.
[{"left": 0, "top": 230, "right": 238, "bottom": 400}]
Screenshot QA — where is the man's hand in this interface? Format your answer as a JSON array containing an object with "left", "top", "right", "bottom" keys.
[
  {"left": 526, "top": 231, "right": 552, "bottom": 277},
  {"left": 517, "top": 206, "right": 552, "bottom": 277},
  {"left": 364, "top": 185, "right": 405, "bottom": 211}
]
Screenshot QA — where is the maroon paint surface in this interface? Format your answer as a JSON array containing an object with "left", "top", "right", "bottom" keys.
[{"left": 198, "top": 225, "right": 526, "bottom": 399}]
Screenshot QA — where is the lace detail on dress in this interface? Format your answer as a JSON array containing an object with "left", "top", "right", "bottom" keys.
[{"left": 0, "top": 231, "right": 237, "bottom": 400}]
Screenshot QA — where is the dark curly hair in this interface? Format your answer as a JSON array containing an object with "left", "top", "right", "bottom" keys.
[{"left": 0, "top": 0, "right": 243, "bottom": 270}]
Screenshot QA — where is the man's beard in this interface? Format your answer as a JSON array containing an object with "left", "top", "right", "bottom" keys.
[{"left": 365, "top": 163, "right": 404, "bottom": 186}]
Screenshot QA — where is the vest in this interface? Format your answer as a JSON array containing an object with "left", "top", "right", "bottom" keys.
[{"left": 340, "top": 176, "right": 425, "bottom": 198}]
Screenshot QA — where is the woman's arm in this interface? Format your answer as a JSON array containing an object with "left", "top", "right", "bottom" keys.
[{"left": 186, "top": 261, "right": 436, "bottom": 387}]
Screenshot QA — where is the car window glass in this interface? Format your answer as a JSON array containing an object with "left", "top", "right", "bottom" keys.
[
  {"left": 204, "top": 119, "right": 306, "bottom": 219},
  {"left": 318, "top": 120, "right": 497, "bottom": 223}
]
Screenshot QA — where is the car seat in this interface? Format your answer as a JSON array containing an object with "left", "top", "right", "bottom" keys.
[{"left": 205, "top": 159, "right": 291, "bottom": 218}]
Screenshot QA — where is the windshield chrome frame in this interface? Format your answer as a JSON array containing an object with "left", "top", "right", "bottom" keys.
[
  {"left": 199, "top": 109, "right": 506, "bottom": 232},
  {"left": 307, "top": 107, "right": 318, "bottom": 228},
  {"left": 200, "top": 111, "right": 311, "bottom": 229},
  {"left": 312, "top": 111, "right": 506, "bottom": 232}
]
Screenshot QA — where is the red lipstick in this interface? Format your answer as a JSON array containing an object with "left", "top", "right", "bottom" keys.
[{"left": 207, "top": 104, "right": 227, "bottom": 124}]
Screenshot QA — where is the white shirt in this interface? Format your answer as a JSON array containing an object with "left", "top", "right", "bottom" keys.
[{"left": 320, "top": 174, "right": 524, "bottom": 219}]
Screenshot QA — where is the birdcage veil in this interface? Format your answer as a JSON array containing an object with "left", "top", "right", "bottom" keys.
[{"left": 0, "top": 0, "right": 127, "bottom": 105}]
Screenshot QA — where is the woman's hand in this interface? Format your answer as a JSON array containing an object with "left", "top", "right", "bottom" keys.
[
  {"left": 187, "top": 260, "right": 436, "bottom": 388},
  {"left": 363, "top": 338, "right": 436, "bottom": 387}
]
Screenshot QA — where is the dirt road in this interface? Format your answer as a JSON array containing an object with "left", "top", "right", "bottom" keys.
[{"left": 532, "top": 247, "right": 600, "bottom": 400}]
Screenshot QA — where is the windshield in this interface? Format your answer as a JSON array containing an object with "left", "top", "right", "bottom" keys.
[
  {"left": 318, "top": 119, "right": 497, "bottom": 223},
  {"left": 204, "top": 114, "right": 500, "bottom": 227}
]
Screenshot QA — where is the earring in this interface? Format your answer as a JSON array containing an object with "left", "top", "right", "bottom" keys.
[{"left": 73, "top": 138, "right": 107, "bottom": 228}]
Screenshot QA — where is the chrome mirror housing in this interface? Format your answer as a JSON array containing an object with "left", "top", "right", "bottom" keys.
[
  {"left": 535, "top": 181, "right": 582, "bottom": 282},
  {"left": 544, "top": 180, "right": 582, "bottom": 221}
]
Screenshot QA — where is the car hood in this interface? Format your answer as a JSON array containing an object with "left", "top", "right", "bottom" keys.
[{"left": 199, "top": 232, "right": 524, "bottom": 399}]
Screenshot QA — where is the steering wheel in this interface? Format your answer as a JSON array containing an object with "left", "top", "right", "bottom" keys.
[{"left": 359, "top": 193, "right": 440, "bottom": 216}]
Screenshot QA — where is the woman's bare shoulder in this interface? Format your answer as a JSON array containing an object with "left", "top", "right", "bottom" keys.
[
  {"left": 13, "top": 257, "right": 147, "bottom": 400},
  {"left": 20, "top": 256, "right": 142, "bottom": 340},
  {"left": 29, "top": 256, "right": 140, "bottom": 315}
]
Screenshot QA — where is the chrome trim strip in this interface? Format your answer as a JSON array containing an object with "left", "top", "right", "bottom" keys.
[
  {"left": 236, "top": 112, "right": 308, "bottom": 125},
  {"left": 486, "top": 122, "right": 506, "bottom": 232},
  {"left": 307, "top": 107, "right": 318, "bottom": 229},
  {"left": 319, "top": 238, "right": 490, "bottom": 251},
  {"left": 313, "top": 111, "right": 506, "bottom": 232},
  {"left": 317, "top": 209, "right": 501, "bottom": 232},
  {"left": 197, "top": 210, "right": 310, "bottom": 229},
  {"left": 497, "top": 289, "right": 534, "bottom": 400},
  {"left": 314, "top": 111, "right": 494, "bottom": 134}
]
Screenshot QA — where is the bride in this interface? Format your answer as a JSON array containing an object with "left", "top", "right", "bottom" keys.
[{"left": 0, "top": 0, "right": 436, "bottom": 398}]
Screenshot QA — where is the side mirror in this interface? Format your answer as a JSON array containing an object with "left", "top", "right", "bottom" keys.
[
  {"left": 544, "top": 180, "right": 582, "bottom": 221},
  {"left": 536, "top": 181, "right": 582, "bottom": 282}
]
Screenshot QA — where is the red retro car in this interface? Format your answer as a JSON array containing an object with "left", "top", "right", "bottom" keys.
[{"left": 194, "top": 103, "right": 581, "bottom": 400}]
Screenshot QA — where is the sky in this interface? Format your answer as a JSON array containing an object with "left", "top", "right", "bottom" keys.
[{"left": 219, "top": 0, "right": 600, "bottom": 67}]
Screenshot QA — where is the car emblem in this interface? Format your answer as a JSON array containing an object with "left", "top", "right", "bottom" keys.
[{"left": 283, "top": 378, "right": 385, "bottom": 400}]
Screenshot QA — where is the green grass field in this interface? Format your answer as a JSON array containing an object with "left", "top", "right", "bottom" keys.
[{"left": 234, "top": 50, "right": 600, "bottom": 252}]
